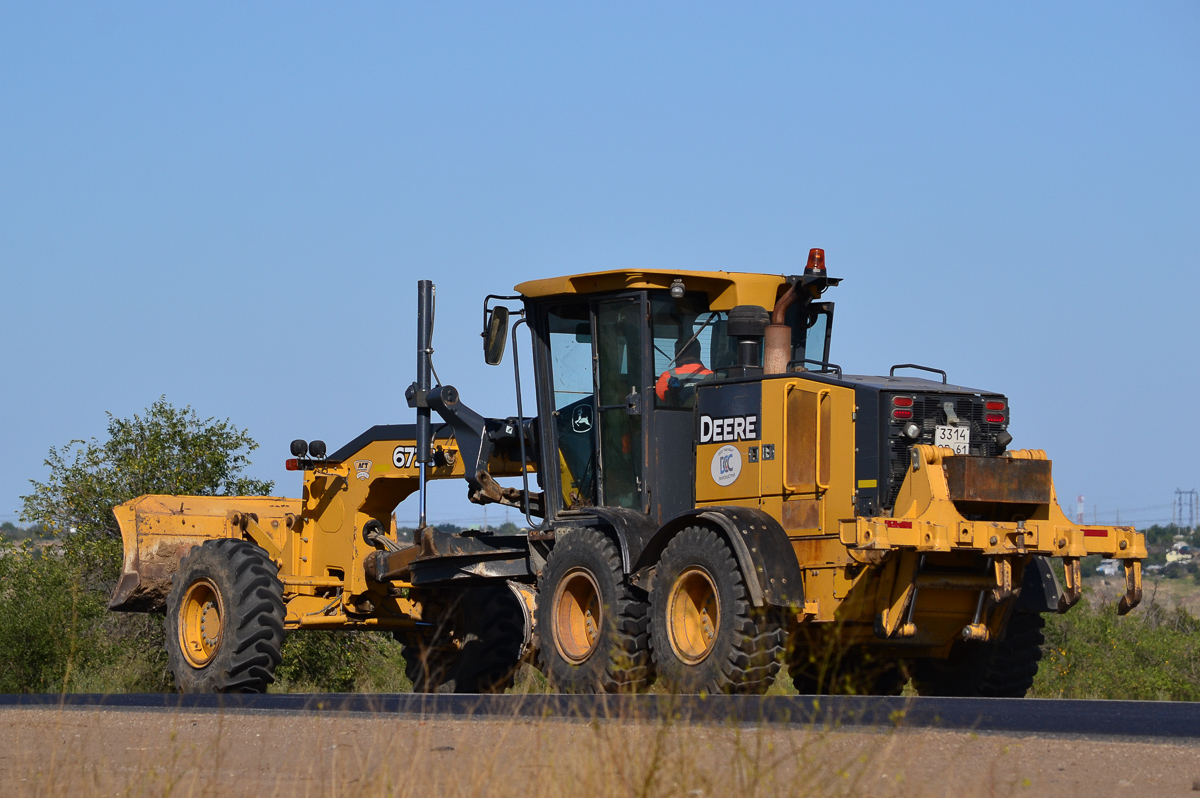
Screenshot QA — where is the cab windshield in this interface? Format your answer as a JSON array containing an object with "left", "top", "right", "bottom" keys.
[
  {"left": 651, "top": 290, "right": 835, "bottom": 408},
  {"left": 651, "top": 293, "right": 733, "bottom": 409}
]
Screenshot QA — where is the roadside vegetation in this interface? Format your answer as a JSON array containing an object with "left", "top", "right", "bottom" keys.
[{"left": 1, "top": 399, "right": 1197, "bottom": 698}]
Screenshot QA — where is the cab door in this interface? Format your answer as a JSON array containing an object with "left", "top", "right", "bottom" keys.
[
  {"left": 541, "top": 302, "right": 599, "bottom": 512},
  {"left": 594, "top": 295, "right": 647, "bottom": 511}
]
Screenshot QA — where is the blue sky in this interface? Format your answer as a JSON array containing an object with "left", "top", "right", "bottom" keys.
[{"left": 1, "top": 3, "right": 1197, "bottom": 527}]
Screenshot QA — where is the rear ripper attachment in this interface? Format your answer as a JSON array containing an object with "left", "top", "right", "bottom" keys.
[{"left": 843, "top": 445, "right": 1145, "bottom": 649}]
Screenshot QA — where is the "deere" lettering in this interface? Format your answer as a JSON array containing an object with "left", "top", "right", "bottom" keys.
[{"left": 699, "top": 414, "right": 758, "bottom": 443}]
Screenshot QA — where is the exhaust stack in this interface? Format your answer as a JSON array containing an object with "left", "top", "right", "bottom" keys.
[{"left": 764, "top": 248, "right": 825, "bottom": 374}]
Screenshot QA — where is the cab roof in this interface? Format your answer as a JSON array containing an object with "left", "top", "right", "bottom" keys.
[{"left": 514, "top": 269, "right": 791, "bottom": 312}]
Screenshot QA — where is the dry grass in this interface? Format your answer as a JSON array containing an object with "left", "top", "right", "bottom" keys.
[
  {"left": 2, "top": 702, "right": 1198, "bottom": 797},
  {"left": 1087, "top": 574, "right": 1200, "bottom": 617}
]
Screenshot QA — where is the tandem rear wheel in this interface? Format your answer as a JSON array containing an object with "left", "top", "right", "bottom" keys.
[
  {"left": 910, "top": 611, "right": 1046, "bottom": 697},
  {"left": 165, "top": 538, "right": 286, "bottom": 693},
  {"left": 648, "top": 525, "right": 783, "bottom": 695},
  {"left": 785, "top": 640, "right": 909, "bottom": 696},
  {"left": 536, "top": 527, "right": 653, "bottom": 693}
]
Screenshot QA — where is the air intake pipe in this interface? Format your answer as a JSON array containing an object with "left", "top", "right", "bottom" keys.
[
  {"left": 726, "top": 304, "right": 770, "bottom": 376},
  {"left": 764, "top": 248, "right": 824, "bottom": 374}
]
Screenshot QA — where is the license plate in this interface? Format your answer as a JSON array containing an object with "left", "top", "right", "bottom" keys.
[{"left": 935, "top": 425, "right": 970, "bottom": 454}]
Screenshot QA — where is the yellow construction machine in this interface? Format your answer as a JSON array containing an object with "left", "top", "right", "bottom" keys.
[{"left": 110, "top": 252, "right": 1145, "bottom": 695}]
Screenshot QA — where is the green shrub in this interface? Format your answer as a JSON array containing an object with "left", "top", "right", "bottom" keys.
[
  {"left": 8, "top": 398, "right": 278, "bottom": 694},
  {"left": 272, "top": 631, "right": 411, "bottom": 693},
  {"left": 1033, "top": 593, "right": 1200, "bottom": 701},
  {"left": 0, "top": 538, "right": 108, "bottom": 692}
]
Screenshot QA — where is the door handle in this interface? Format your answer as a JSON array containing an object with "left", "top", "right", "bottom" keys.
[{"left": 626, "top": 387, "right": 642, "bottom": 416}]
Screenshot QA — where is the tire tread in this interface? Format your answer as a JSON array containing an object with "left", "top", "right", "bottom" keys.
[{"left": 166, "top": 538, "right": 285, "bottom": 693}]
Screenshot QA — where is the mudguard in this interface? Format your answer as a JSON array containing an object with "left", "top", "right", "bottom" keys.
[
  {"left": 632, "top": 506, "right": 804, "bottom": 609},
  {"left": 1015, "top": 556, "right": 1063, "bottom": 614},
  {"left": 554, "top": 506, "right": 658, "bottom": 574}
]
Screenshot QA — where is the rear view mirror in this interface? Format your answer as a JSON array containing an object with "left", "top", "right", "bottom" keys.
[{"left": 484, "top": 306, "right": 510, "bottom": 365}]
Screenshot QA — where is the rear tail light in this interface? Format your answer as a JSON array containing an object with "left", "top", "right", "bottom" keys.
[
  {"left": 893, "top": 409, "right": 913, "bottom": 419},
  {"left": 892, "top": 396, "right": 914, "bottom": 407},
  {"left": 985, "top": 400, "right": 1006, "bottom": 411},
  {"left": 285, "top": 458, "right": 300, "bottom": 471},
  {"left": 985, "top": 413, "right": 1005, "bottom": 424}
]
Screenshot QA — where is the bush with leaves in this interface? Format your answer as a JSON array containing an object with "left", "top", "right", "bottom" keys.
[
  {"left": 0, "top": 538, "right": 105, "bottom": 693},
  {"left": 7, "top": 397, "right": 420, "bottom": 694},
  {"left": 2, "top": 398, "right": 275, "bottom": 693},
  {"left": 1032, "top": 592, "right": 1200, "bottom": 701},
  {"left": 22, "top": 396, "right": 273, "bottom": 545},
  {"left": 272, "top": 631, "right": 412, "bottom": 693}
]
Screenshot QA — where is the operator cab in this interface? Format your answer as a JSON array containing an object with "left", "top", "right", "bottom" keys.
[{"left": 504, "top": 268, "right": 837, "bottom": 524}]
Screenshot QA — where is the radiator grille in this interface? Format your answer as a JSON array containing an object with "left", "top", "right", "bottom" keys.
[{"left": 884, "top": 393, "right": 1007, "bottom": 511}]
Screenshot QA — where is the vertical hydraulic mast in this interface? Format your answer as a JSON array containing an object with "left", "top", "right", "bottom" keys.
[{"left": 415, "top": 280, "right": 434, "bottom": 530}]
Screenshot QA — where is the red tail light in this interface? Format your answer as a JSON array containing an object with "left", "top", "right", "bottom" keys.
[
  {"left": 892, "top": 396, "right": 914, "bottom": 407},
  {"left": 985, "top": 400, "right": 1006, "bottom": 411},
  {"left": 285, "top": 458, "right": 300, "bottom": 471},
  {"left": 893, "top": 409, "right": 913, "bottom": 419},
  {"left": 985, "top": 413, "right": 1005, "bottom": 424}
]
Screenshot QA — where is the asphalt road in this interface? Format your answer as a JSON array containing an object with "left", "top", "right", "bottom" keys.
[{"left": 3, "top": 692, "right": 1198, "bottom": 739}]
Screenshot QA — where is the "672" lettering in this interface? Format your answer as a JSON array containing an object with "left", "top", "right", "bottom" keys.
[{"left": 392, "top": 446, "right": 417, "bottom": 469}]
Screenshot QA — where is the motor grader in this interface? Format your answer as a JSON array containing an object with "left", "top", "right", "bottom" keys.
[{"left": 110, "top": 252, "right": 1146, "bottom": 695}]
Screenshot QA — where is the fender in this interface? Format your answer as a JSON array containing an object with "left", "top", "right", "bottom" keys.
[
  {"left": 632, "top": 506, "right": 804, "bottom": 609},
  {"left": 554, "top": 506, "right": 658, "bottom": 574},
  {"left": 1014, "top": 555, "right": 1063, "bottom": 614}
]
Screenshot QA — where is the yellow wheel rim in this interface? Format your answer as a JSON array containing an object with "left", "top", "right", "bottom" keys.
[
  {"left": 553, "top": 568, "right": 603, "bottom": 664},
  {"left": 179, "top": 578, "right": 224, "bottom": 668},
  {"left": 667, "top": 567, "right": 720, "bottom": 665}
]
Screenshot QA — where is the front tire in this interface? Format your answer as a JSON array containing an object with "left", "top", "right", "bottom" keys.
[
  {"left": 648, "top": 525, "right": 783, "bottom": 695},
  {"left": 536, "top": 528, "right": 653, "bottom": 693},
  {"left": 402, "top": 585, "right": 526, "bottom": 693},
  {"left": 165, "top": 538, "right": 285, "bottom": 693}
]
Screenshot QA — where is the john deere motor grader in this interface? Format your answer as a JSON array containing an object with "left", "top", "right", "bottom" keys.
[{"left": 110, "top": 251, "right": 1145, "bottom": 695}]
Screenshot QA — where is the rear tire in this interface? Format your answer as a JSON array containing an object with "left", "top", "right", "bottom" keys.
[
  {"left": 787, "top": 641, "right": 907, "bottom": 695},
  {"left": 402, "top": 585, "right": 525, "bottom": 693},
  {"left": 536, "top": 528, "right": 653, "bottom": 693},
  {"left": 910, "top": 612, "right": 1045, "bottom": 697},
  {"left": 648, "top": 525, "right": 783, "bottom": 695},
  {"left": 165, "top": 538, "right": 285, "bottom": 693}
]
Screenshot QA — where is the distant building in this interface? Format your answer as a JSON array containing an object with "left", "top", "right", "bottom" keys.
[
  {"left": 1165, "top": 550, "right": 1193, "bottom": 565},
  {"left": 1096, "top": 559, "right": 1122, "bottom": 576}
]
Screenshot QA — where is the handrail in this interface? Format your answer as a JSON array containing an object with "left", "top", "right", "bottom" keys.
[
  {"left": 510, "top": 318, "right": 547, "bottom": 532},
  {"left": 815, "top": 389, "right": 831, "bottom": 492},
  {"left": 782, "top": 384, "right": 831, "bottom": 495},
  {"left": 787, "top": 358, "right": 843, "bottom": 379},
  {"left": 889, "top": 363, "right": 947, "bottom": 384}
]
